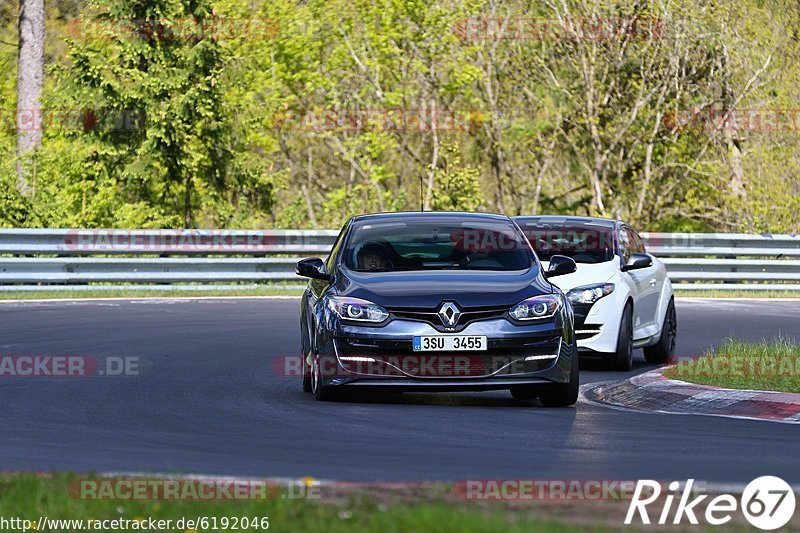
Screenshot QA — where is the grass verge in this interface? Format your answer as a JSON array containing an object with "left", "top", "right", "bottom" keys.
[
  {"left": 664, "top": 338, "right": 800, "bottom": 393},
  {"left": 0, "top": 474, "right": 586, "bottom": 533},
  {"left": 673, "top": 289, "right": 800, "bottom": 299}
]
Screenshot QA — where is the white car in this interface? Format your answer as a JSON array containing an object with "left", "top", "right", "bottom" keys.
[{"left": 514, "top": 216, "right": 676, "bottom": 371}]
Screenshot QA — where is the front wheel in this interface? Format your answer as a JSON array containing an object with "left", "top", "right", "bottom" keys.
[
  {"left": 538, "top": 342, "right": 579, "bottom": 407},
  {"left": 610, "top": 302, "right": 633, "bottom": 371},
  {"left": 644, "top": 298, "right": 677, "bottom": 364},
  {"left": 311, "top": 354, "right": 338, "bottom": 401},
  {"left": 301, "top": 350, "right": 312, "bottom": 392}
]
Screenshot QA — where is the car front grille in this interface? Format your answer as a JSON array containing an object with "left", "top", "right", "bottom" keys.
[
  {"left": 334, "top": 336, "right": 562, "bottom": 378},
  {"left": 575, "top": 325, "right": 602, "bottom": 340},
  {"left": 386, "top": 304, "right": 509, "bottom": 332},
  {"left": 572, "top": 303, "right": 592, "bottom": 327},
  {"left": 572, "top": 303, "right": 602, "bottom": 340}
]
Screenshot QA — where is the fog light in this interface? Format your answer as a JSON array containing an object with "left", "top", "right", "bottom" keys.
[{"left": 524, "top": 354, "right": 558, "bottom": 361}]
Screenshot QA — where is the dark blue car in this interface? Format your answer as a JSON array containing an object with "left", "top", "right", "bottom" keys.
[{"left": 296, "top": 212, "right": 579, "bottom": 406}]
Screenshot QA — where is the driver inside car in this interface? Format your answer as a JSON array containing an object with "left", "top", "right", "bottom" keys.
[{"left": 356, "top": 242, "right": 392, "bottom": 271}]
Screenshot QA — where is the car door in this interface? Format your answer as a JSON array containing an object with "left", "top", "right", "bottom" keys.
[
  {"left": 620, "top": 226, "right": 664, "bottom": 332},
  {"left": 619, "top": 226, "right": 658, "bottom": 335},
  {"left": 306, "top": 221, "right": 348, "bottom": 331},
  {"left": 633, "top": 228, "right": 668, "bottom": 326}
]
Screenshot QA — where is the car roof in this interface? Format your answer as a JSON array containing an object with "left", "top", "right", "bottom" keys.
[
  {"left": 351, "top": 211, "right": 513, "bottom": 223},
  {"left": 513, "top": 215, "right": 623, "bottom": 229}
]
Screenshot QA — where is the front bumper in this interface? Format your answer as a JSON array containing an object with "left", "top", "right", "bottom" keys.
[
  {"left": 572, "top": 290, "right": 624, "bottom": 354},
  {"left": 329, "top": 376, "right": 558, "bottom": 392},
  {"left": 317, "top": 317, "right": 574, "bottom": 389}
]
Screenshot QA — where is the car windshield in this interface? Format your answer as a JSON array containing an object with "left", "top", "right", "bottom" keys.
[
  {"left": 343, "top": 218, "right": 535, "bottom": 272},
  {"left": 515, "top": 220, "right": 616, "bottom": 264}
]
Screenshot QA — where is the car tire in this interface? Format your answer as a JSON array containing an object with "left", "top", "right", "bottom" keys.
[
  {"left": 300, "top": 324, "right": 313, "bottom": 392},
  {"left": 644, "top": 298, "right": 677, "bottom": 364},
  {"left": 311, "top": 354, "right": 338, "bottom": 401},
  {"left": 610, "top": 302, "right": 633, "bottom": 371},
  {"left": 302, "top": 350, "right": 312, "bottom": 392},
  {"left": 538, "top": 341, "right": 579, "bottom": 407}
]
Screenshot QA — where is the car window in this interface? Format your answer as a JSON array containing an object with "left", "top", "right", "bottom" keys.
[
  {"left": 515, "top": 221, "right": 615, "bottom": 264},
  {"left": 343, "top": 219, "right": 535, "bottom": 272},
  {"left": 618, "top": 227, "right": 632, "bottom": 263},
  {"left": 325, "top": 223, "right": 349, "bottom": 272},
  {"left": 631, "top": 230, "right": 646, "bottom": 254}
]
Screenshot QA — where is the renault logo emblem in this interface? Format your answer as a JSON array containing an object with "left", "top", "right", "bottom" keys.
[{"left": 438, "top": 302, "right": 461, "bottom": 327}]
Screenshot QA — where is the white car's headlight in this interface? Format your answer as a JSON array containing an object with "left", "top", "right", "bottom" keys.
[
  {"left": 566, "top": 283, "right": 615, "bottom": 305},
  {"left": 509, "top": 294, "right": 562, "bottom": 320},
  {"left": 328, "top": 296, "right": 389, "bottom": 323}
]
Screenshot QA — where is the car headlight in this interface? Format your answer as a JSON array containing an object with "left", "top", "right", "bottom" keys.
[
  {"left": 509, "top": 294, "right": 562, "bottom": 320},
  {"left": 566, "top": 283, "right": 615, "bottom": 305},
  {"left": 328, "top": 296, "right": 389, "bottom": 323}
]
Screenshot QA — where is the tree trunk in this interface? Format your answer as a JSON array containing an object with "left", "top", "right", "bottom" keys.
[
  {"left": 530, "top": 141, "right": 555, "bottom": 215},
  {"left": 16, "top": 0, "right": 45, "bottom": 196},
  {"left": 721, "top": 45, "right": 746, "bottom": 197},
  {"left": 422, "top": 100, "right": 439, "bottom": 211},
  {"left": 184, "top": 174, "right": 193, "bottom": 228},
  {"left": 303, "top": 146, "right": 318, "bottom": 226},
  {"left": 590, "top": 156, "right": 606, "bottom": 215}
]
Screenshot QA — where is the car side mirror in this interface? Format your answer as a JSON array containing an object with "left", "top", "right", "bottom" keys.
[
  {"left": 621, "top": 253, "right": 653, "bottom": 272},
  {"left": 296, "top": 257, "right": 331, "bottom": 281},
  {"left": 545, "top": 255, "right": 577, "bottom": 278}
]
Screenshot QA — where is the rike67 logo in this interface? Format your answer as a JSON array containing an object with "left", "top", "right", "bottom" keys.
[{"left": 626, "top": 477, "right": 796, "bottom": 530}]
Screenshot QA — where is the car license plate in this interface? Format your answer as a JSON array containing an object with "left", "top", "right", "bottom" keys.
[{"left": 413, "top": 335, "right": 487, "bottom": 352}]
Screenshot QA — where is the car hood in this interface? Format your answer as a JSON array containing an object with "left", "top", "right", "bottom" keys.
[
  {"left": 336, "top": 267, "right": 552, "bottom": 308},
  {"left": 541, "top": 258, "right": 619, "bottom": 292}
]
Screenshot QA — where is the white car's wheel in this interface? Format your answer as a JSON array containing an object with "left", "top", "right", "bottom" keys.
[
  {"left": 611, "top": 303, "right": 633, "bottom": 371},
  {"left": 644, "top": 298, "right": 677, "bottom": 364}
]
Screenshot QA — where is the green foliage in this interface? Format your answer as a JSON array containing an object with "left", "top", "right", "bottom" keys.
[
  {"left": 664, "top": 337, "right": 800, "bottom": 393},
  {"left": 431, "top": 144, "right": 483, "bottom": 211},
  {"left": 0, "top": 474, "right": 575, "bottom": 533},
  {"left": 49, "top": 0, "right": 236, "bottom": 228},
  {"left": 0, "top": 0, "right": 798, "bottom": 231}
]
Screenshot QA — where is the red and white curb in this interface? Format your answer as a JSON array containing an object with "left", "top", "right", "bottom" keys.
[{"left": 584, "top": 368, "right": 800, "bottom": 424}]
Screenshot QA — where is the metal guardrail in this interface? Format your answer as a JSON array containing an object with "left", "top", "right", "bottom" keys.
[
  {"left": 0, "top": 229, "right": 339, "bottom": 255},
  {"left": 642, "top": 232, "right": 800, "bottom": 291},
  {"left": 0, "top": 229, "right": 798, "bottom": 291},
  {"left": 642, "top": 233, "right": 800, "bottom": 257}
]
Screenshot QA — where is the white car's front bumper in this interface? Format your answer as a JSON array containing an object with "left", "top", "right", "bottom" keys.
[{"left": 572, "top": 289, "right": 627, "bottom": 354}]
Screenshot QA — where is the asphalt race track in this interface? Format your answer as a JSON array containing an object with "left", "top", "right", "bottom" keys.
[{"left": 1, "top": 298, "right": 798, "bottom": 484}]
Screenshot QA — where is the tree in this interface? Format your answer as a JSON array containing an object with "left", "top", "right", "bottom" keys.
[
  {"left": 2, "top": 0, "right": 800, "bottom": 232},
  {"left": 55, "top": 0, "right": 235, "bottom": 228},
  {"left": 16, "top": 0, "right": 45, "bottom": 195}
]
